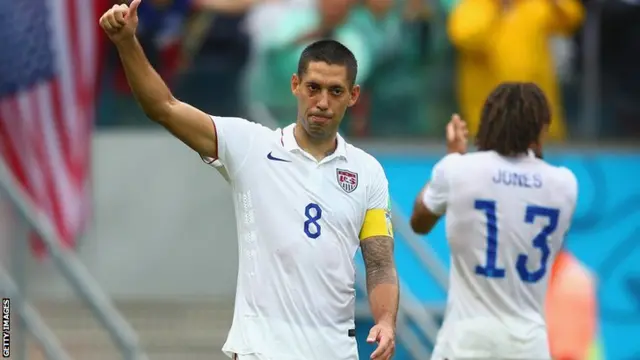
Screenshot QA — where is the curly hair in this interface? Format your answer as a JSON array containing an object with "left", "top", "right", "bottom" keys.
[{"left": 476, "top": 82, "right": 551, "bottom": 156}]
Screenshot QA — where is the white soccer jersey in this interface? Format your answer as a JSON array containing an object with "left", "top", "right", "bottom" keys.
[
  {"left": 422, "top": 150, "right": 578, "bottom": 360},
  {"left": 202, "top": 117, "right": 392, "bottom": 360}
]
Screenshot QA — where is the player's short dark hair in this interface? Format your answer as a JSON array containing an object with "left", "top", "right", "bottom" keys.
[
  {"left": 297, "top": 40, "right": 358, "bottom": 86},
  {"left": 475, "top": 82, "right": 551, "bottom": 156}
]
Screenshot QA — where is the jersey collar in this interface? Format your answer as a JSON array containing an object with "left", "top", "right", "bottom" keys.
[{"left": 281, "top": 123, "right": 348, "bottom": 161}]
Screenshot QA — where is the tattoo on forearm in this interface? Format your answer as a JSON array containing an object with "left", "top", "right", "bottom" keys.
[{"left": 361, "top": 236, "right": 398, "bottom": 292}]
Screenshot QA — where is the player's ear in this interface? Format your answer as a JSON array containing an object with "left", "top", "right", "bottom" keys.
[
  {"left": 291, "top": 73, "right": 301, "bottom": 95},
  {"left": 348, "top": 84, "right": 360, "bottom": 107}
]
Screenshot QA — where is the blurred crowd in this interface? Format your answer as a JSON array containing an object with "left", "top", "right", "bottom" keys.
[{"left": 97, "top": 0, "right": 640, "bottom": 140}]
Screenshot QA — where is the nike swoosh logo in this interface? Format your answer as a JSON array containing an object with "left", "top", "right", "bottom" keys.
[{"left": 267, "top": 152, "right": 291, "bottom": 162}]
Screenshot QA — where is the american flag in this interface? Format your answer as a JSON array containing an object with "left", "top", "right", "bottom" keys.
[{"left": 0, "top": 0, "right": 103, "bottom": 256}]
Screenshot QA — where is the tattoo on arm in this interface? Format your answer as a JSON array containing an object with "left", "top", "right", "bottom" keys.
[{"left": 361, "top": 236, "right": 398, "bottom": 293}]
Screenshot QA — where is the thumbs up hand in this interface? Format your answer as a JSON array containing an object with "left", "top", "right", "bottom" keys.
[{"left": 99, "top": 0, "right": 142, "bottom": 44}]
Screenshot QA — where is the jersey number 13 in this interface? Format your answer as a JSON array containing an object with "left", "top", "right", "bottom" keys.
[{"left": 474, "top": 199, "right": 560, "bottom": 283}]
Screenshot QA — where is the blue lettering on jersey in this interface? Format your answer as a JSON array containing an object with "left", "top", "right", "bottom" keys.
[{"left": 492, "top": 170, "right": 543, "bottom": 188}]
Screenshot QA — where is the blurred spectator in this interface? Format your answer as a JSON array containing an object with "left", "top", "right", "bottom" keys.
[
  {"left": 343, "top": 0, "right": 402, "bottom": 136},
  {"left": 245, "top": 0, "right": 399, "bottom": 125},
  {"left": 98, "top": 0, "right": 255, "bottom": 126},
  {"left": 448, "top": 0, "right": 584, "bottom": 141},
  {"left": 597, "top": 0, "right": 640, "bottom": 137},
  {"left": 245, "top": 0, "right": 355, "bottom": 116},
  {"left": 99, "top": 0, "right": 192, "bottom": 126},
  {"left": 175, "top": 0, "right": 255, "bottom": 117},
  {"left": 355, "top": 0, "right": 439, "bottom": 137},
  {"left": 114, "top": 0, "right": 191, "bottom": 93}
]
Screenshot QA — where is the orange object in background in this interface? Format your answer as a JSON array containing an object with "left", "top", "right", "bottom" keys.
[{"left": 546, "top": 251, "right": 597, "bottom": 360}]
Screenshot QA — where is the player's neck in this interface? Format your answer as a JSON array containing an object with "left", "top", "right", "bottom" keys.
[
  {"left": 294, "top": 125, "right": 338, "bottom": 161},
  {"left": 529, "top": 143, "right": 543, "bottom": 159}
]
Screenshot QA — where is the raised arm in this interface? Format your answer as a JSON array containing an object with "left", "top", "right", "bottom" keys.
[
  {"left": 99, "top": 0, "right": 217, "bottom": 159},
  {"left": 411, "top": 115, "right": 467, "bottom": 235}
]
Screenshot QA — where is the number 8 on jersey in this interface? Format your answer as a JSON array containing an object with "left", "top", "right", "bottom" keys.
[{"left": 304, "top": 203, "right": 322, "bottom": 239}]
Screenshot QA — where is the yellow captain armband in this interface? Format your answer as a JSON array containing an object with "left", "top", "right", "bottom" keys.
[{"left": 359, "top": 208, "right": 394, "bottom": 240}]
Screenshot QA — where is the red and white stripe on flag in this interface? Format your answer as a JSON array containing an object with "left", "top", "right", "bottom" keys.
[{"left": 0, "top": 0, "right": 105, "bottom": 256}]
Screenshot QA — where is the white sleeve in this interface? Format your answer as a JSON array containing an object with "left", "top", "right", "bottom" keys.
[
  {"left": 421, "top": 154, "right": 460, "bottom": 216},
  {"left": 367, "top": 161, "right": 391, "bottom": 210},
  {"left": 201, "top": 116, "right": 268, "bottom": 177}
]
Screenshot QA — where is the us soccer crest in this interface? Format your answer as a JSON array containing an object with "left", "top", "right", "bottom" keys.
[{"left": 336, "top": 169, "right": 358, "bottom": 193}]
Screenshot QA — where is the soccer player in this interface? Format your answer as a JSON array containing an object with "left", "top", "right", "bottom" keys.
[
  {"left": 410, "top": 83, "right": 578, "bottom": 360},
  {"left": 99, "top": 2, "right": 398, "bottom": 360}
]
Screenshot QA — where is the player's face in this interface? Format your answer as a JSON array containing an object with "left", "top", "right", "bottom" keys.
[{"left": 292, "top": 61, "right": 360, "bottom": 140}]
